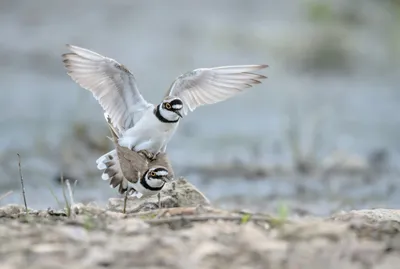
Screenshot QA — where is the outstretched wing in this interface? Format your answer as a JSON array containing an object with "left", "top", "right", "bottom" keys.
[
  {"left": 62, "top": 44, "right": 151, "bottom": 133},
  {"left": 165, "top": 65, "right": 268, "bottom": 116}
]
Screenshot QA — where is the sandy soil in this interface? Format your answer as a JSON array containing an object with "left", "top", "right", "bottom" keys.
[
  {"left": 1, "top": 205, "right": 400, "bottom": 269},
  {"left": 1, "top": 178, "right": 400, "bottom": 269}
]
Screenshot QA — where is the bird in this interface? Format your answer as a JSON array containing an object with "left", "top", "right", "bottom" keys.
[
  {"left": 100, "top": 113, "right": 174, "bottom": 203},
  {"left": 62, "top": 44, "right": 268, "bottom": 164}
]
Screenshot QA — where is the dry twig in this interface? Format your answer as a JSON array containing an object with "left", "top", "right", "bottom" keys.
[
  {"left": 60, "top": 173, "right": 71, "bottom": 217},
  {"left": 65, "top": 179, "right": 75, "bottom": 206},
  {"left": 0, "top": 190, "right": 13, "bottom": 201},
  {"left": 130, "top": 206, "right": 222, "bottom": 218},
  {"left": 17, "top": 153, "right": 28, "bottom": 213},
  {"left": 144, "top": 215, "right": 273, "bottom": 226}
]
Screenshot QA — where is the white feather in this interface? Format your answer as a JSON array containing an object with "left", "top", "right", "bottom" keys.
[
  {"left": 62, "top": 44, "right": 151, "bottom": 134},
  {"left": 166, "top": 64, "right": 268, "bottom": 115},
  {"left": 133, "top": 192, "right": 143, "bottom": 198},
  {"left": 97, "top": 162, "right": 107, "bottom": 170}
]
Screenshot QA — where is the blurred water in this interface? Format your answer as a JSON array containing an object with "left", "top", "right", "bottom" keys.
[{"left": 1, "top": 0, "right": 400, "bottom": 214}]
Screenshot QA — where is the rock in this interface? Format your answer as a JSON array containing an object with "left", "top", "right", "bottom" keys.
[
  {"left": 107, "top": 177, "right": 211, "bottom": 213},
  {"left": 0, "top": 204, "right": 27, "bottom": 217},
  {"left": 160, "top": 177, "right": 211, "bottom": 206},
  {"left": 330, "top": 209, "right": 400, "bottom": 241},
  {"left": 71, "top": 203, "right": 105, "bottom": 216},
  {"left": 330, "top": 209, "right": 400, "bottom": 224}
]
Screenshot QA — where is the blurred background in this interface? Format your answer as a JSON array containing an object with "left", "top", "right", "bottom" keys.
[{"left": 0, "top": 0, "right": 399, "bottom": 216}]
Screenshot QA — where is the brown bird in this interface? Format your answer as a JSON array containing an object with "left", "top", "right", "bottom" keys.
[{"left": 100, "top": 114, "right": 174, "bottom": 204}]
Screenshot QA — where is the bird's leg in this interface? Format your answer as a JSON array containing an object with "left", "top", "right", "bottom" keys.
[
  {"left": 157, "top": 192, "right": 162, "bottom": 209},
  {"left": 123, "top": 191, "right": 128, "bottom": 214}
]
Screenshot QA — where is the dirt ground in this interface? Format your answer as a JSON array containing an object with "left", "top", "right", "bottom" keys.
[
  {"left": 1, "top": 206, "right": 400, "bottom": 269},
  {"left": 1, "top": 178, "right": 400, "bottom": 269}
]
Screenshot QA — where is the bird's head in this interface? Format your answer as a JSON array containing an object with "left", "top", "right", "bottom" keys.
[{"left": 160, "top": 96, "right": 184, "bottom": 119}]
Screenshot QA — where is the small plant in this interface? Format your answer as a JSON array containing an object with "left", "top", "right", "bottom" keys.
[
  {"left": 277, "top": 202, "right": 289, "bottom": 221},
  {"left": 45, "top": 183, "right": 63, "bottom": 209},
  {"left": 60, "top": 174, "right": 77, "bottom": 218},
  {"left": 240, "top": 213, "right": 252, "bottom": 224},
  {"left": 60, "top": 174, "right": 71, "bottom": 217},
  {"left": 83, "top": 215, "right": 95, "bottom": 231},
  {"left": 269, "top": 202, "right": 290, "bottom": 228}
]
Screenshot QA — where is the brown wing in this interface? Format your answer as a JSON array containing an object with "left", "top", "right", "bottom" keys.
[
  {"left": 115, "top": 144, "right": 149, "bottom": 183},
  {"left": 149, "top": 152, "right": 174, "bottom": 180},
  {"left": 105, "top": 114, "right": 149, "bottom": 183}
]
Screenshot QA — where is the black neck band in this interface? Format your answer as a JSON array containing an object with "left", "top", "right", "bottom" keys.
[
  {"left": 154, "top": 105, "right": 179, "bottom": 123},
  {"left": 140, "top": 173, "right": 164, "bottom": 191}
]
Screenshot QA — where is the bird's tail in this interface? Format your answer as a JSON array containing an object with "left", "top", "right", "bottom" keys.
[
  {"left": 95, "top": 113, "right": 129, "bottom": 194},
  {"left": 96, "top": 151, "right": 129, "bottom": 194}
]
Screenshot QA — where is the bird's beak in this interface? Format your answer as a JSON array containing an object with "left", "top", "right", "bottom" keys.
[{"left": 174, "top": 110, "right": 183, "bottom": 118}]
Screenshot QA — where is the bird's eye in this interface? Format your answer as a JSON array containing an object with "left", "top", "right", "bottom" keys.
[
  {"left": 165, "top": 103, "right": 171, "bottom": 109},
  {"left": 150, "top": 172, "right": 156, "bottom": 177}
]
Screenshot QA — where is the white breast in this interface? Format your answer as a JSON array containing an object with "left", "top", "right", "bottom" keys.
[
  {"left": 119, "top": 108, "right": 179, "bottom": 153},
  {"left": 126, "top": 179, "right": 158, "bottom": 198}
]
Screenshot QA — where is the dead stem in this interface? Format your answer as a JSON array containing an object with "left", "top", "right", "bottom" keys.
[
  {"left": 17, "top": 154, "right": 28, "bottom": 213},
  {"left": 60, "top": 173, "right": 71, "bottom": 217},
  {"left": 144, "top": 215, "right": 274, "bottom": 226},
  {"left": 0, "top": 190, "right": 13, "bottom": 201},
  {"left": 65, "top": 179, "right": 75, "bottom": 206}
]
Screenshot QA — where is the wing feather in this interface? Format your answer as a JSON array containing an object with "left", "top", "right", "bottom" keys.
[
  {"left": 62, "top": 44, "right": 150, "bottom": 133},
  {"left": 104, "top": 114, "right": 149, "bottom": 184},
  {"left": 166, "top": 65, "right": 268, "bottom": 115}
]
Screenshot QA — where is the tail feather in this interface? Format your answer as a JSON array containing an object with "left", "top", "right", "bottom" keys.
[
  {"left": 98, "top": 112, "right": 135, "bottom": 195},
  {"left": 110, "top": 175, "right": 121, "bottom": 188},
  {"left": 102, "top": 156, "right": 128, "bottom": 194},
  {"left": 101, "top": 173, "right": 109, "bottom": 180},
  {"left": 96, "top": 150, "right": 116, "bottom": 165}
]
